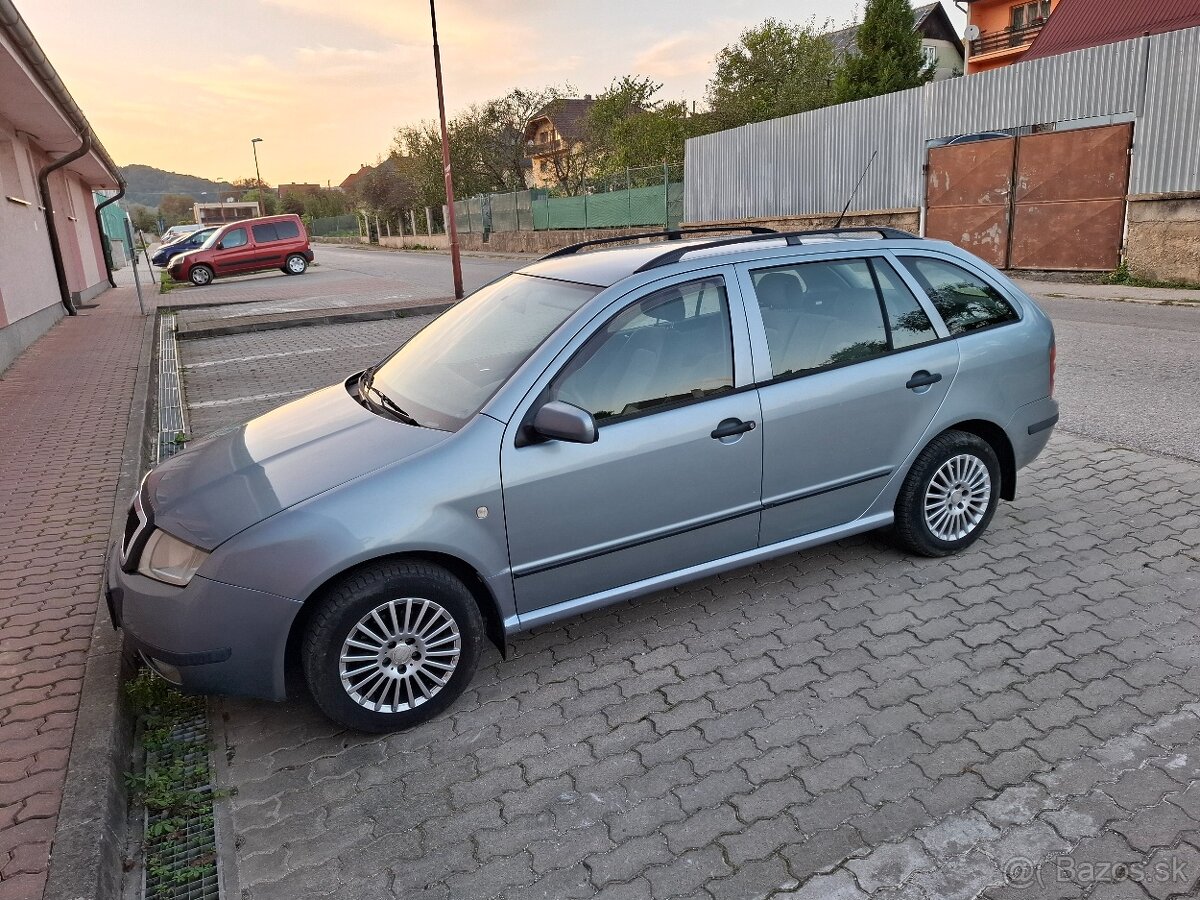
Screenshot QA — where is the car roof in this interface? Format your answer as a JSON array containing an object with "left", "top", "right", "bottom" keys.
[{"left": 517, "top": 231, "right": 953, "bottom": 288}]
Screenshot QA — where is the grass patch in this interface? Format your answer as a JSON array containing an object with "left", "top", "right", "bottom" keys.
[
  {"left": 158, "top": 271, "right": 177, "bottom": 295},
  {"left": 1106, "top": 262, "right": 1200, "bottom": 291},
  {"left": 125, "top": 670, "right": 222, "bottom": 899}
]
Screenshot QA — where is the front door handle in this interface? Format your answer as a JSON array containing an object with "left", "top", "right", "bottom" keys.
[
  {"left": 711, "top": 418, "right": 756, "bottom": 440},
  {"left": 906, "top": 371, "right": 942, "bottom": 390}
]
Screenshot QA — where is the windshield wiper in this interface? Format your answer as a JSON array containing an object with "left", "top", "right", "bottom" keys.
[{"left": 358, "top": 369, "right": 421, "bottom": 426}]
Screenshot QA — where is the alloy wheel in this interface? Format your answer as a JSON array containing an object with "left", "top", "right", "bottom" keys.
[
  {"left": 338, "top": 597, "right": 461, "bottom": 713},
  {"left": 923, "top": 453, "right": 992, "bottom": 542}
]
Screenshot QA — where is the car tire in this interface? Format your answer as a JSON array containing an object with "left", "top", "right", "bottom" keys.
[
  {"left": 188, "top": 265, "right": 214, "bottom": 287},
  {"left": 284, "top": 254, "right": 308, "bottom": 275},
  {"left": 893, "top": 429, "right": 1000, "bottom": 558},
  {"left": 302, "top": 560, "right": 483, "bottom": 733}
]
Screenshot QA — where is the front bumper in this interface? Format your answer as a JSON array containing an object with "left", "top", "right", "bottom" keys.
[{"left": 106, "top": 546, "right": 302, "bottom": 700}]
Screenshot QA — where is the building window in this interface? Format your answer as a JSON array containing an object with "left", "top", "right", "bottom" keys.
[
  {"left": 1011, "top": 0, "right": 1051, "bottom": 30},
  {"left": 922, "top": 44, "right": 938, "bottom": 69}
]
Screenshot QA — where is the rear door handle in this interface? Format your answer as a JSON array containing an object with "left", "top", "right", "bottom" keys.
[
  {"left": 711, "top": 418, "right": 756, "bottom": 440},
  {"left": 906, "top": 371, "right": 942, "bottom": 390}
]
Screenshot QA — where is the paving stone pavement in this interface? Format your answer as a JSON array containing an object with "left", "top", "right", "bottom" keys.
[
  {"left": 180, "top": 320, "right": 1200, "bottom": 900},
  {"left": 0, "top": 283, "right": 148, "bottom": 900}
]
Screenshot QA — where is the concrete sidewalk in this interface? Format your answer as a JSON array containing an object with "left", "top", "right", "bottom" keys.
[
  {"left": 1014, "top": 278, "right": 1200, "bottom": 306},
  {"left": 0, "top": 280, "right": 150, "bottom": 900}
]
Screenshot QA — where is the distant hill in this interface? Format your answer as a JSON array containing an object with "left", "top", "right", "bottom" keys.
[{"left": 120, "top": 164, "right": 237, "bottom": 209}]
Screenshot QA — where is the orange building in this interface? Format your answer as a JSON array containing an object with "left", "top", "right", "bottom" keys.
[{"left": 964, "top": 0, "right": 1062, "bottom": 73}]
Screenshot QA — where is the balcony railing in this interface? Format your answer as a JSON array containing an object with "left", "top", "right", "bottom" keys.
[
  {"left": 970, "top": 20, "right": 1046, "bottom": 56},
  {"left": 525, "top": 138, "right": 569, "bottom": 156}
]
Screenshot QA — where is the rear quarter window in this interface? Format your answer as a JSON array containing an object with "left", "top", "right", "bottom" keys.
[
  {"left": 898, "top": 257, "right": 1019, "bottom": 335},
  {"left": 274, "top": 220, "right": 300, "bottom": 240}
]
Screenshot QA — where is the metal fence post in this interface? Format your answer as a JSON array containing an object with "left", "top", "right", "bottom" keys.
[{"left": 663, "top": 162, "right": 669, "bottom": 227}]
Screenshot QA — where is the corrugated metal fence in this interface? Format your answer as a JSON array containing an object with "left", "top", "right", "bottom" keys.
[{"left": 685, "top": 27, "right": 1200, "bottom": 222}]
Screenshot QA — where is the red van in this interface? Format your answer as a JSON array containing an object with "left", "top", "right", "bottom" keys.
[{"left": 167, "top": 214, "right": 315, "bottom": 286}]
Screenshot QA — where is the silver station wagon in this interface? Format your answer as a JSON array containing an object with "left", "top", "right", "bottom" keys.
[{"left": 107, "top": 227, "right": 1058, "bottom": 732}]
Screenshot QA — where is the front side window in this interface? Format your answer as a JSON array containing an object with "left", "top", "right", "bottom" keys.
[
  {"left": 552, "top": 277, "right": 734, "bottom": 423},
  {"left": 371, "top": 273, "right": 599, "bottom": 431},
  {"left": 898, "top": 257, "right": 1019, "bottom": 335},
  {"left": 220, "top": 227, "right": 248, "bottom": 249}
]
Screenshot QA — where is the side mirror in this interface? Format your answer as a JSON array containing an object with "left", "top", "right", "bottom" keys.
[{"left": 531, "top": 401, "right": 598, "bottom": 444}]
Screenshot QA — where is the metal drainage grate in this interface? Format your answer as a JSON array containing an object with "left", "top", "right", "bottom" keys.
[
  {"left": 158, "top": 312, "right": 189, "bottom": 462},
  {"left": 141, "top": 714, "right": 221, "bottom": 900}
]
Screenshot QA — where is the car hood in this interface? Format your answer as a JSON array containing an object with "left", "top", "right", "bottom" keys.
[{"left": 146, "top": 382, "right": 449, "bottom": 549}]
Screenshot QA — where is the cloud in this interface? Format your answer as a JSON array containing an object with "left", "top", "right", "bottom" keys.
[{"left": 632, "top": 32, "right": 722, "bottom": 81}]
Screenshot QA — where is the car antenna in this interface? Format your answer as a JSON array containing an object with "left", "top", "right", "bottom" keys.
[{"left": 834, "top": 150, "right": 878, "bottom": 229}]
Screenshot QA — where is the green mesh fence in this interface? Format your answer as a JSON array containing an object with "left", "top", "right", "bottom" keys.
[
  {"left": 529, "top": 184, "right": 680, "bottom": 230},
  {"left": 453, "top": 174, "right": 682, "bottom": 233},
  {"left": 310, "top": 214, "right": 360, "bottom": 237}
]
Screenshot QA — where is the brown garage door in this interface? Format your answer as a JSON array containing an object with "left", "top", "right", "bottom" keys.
[
  {"left": 925, "top": 137, "right": 1016, "bottom": 269},
  {"left": 1008, "top": 123, "right": 1133, "bottom": 270},
  {"left": 925, "top": 123, "right": 1133, "bottom": 271}
]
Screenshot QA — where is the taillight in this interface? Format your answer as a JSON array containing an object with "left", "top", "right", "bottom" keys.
[{"left": 1049, "top": 342, "right": 1056, "bottom": 396}]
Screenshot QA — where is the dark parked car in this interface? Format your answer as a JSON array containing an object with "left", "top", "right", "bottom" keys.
[{"left": 152, "top": 227, "right": 217, "bottom": 267}]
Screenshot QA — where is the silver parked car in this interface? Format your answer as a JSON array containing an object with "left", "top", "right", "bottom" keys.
[{"left": 107, "top": 227, "right": 1058, "bottom": 732}]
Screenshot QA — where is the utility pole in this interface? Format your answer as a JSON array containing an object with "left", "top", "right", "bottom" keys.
[
  {"left": 430, "top": 0, "right": 463, "bottom": 300},
  {"left": 251, "top": 137, "right": 264, "bottom": 214}
]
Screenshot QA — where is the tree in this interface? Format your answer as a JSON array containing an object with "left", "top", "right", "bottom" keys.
[
  {"left": 129, "top": 205, "right": 157, "bottom": 233},
  {"left": 158, "top": 193, "right": 195, "bottom": 226},
  {"left": 705, "top": 19, "right": 838, "bottom": 131},
  {"left": 280, "top": 192, "right": 307, "bottom": 216},
  {"left": 392, "top": 84, "right": 574, "bottom": 207},
  {"left": 833, "top": 0, "right": 934, "bottom": 103},
  {"left": 585, "top": 76, "right": 693, "bottom": 177}
]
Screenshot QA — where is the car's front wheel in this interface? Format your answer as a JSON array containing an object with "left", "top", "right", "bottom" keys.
[
  {"left": 893, "top": 429, "right": 1000, "bottom": 557},
  {"left": 284, "top": 254, "right": 308, "bottom": 275},
  {"left": 302, "top": 561, "right": 483, "bottom": 732},
  {"left": 188, "top": 264, "right": 214, "bottom": 286}
]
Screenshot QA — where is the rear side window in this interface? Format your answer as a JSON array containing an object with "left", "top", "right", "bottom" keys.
[
  {"left": 873, "top": 261, "right": 939, "bottom": 349},
  {"left": 898, "top": 257, "right": 1019, "bottom": 335},
  {"left": 274, "top": 219, "right": 300, "bottom": 240},
  {"left": 749, "top": 259, "right": 891, "bottom": 378},
  {"left": 252, "top": 223, "right": 278, "bottom": 243}
]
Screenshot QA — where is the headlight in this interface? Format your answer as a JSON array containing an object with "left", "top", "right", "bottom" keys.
[{"left": 136, "top": 529, "right": 210, "bottom": 586}]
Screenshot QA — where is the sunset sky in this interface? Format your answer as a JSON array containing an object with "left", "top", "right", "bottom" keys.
[{"left": 19, "top": 1, "right": 963, "bottom": 188}]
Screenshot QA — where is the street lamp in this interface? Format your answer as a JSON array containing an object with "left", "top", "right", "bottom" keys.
[{"left": 251, "top": 137, "right": 264, "bottom": 213}]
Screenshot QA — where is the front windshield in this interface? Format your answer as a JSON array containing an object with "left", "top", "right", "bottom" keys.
[{"left": 370, "top": 273, "right": 600, "bottom": 431}]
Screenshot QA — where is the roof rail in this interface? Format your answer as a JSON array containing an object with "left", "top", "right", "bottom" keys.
[
  {"left": 633, "top": 225, "right": 921, "bottom": 273},
  {"left": 538, "top": 225, "right": 778, "bottom": 260}
]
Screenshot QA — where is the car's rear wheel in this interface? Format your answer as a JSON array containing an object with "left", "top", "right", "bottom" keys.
[
  {"left": 893, "top": 429, "right": 1000, "bottom": 557},
  {"left": 188, "top": 264, "right": 214, "bottom": 286},
  {"left": 302, "top": 561, "right": 483, "bottom": 732},
  {"left": 284, "top": 254, "right": 308, "bottom": 275}
]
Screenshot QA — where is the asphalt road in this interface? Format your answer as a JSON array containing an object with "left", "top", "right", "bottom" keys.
[
  {"left": 156, "top": 242, "right": 520, "bottom": 311},
  {"left": 1036, "top": 295, "right": 1200, "bottom": 462}
]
